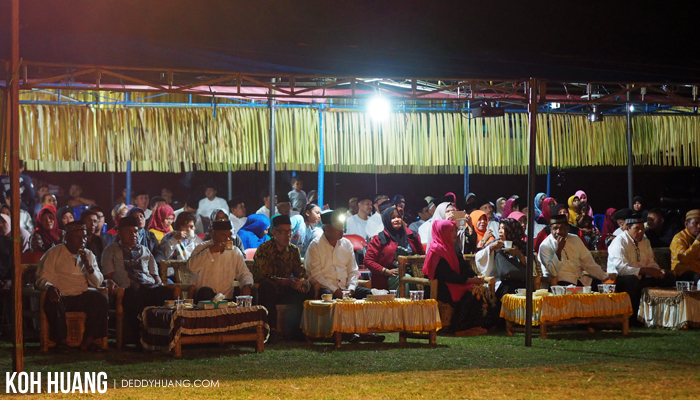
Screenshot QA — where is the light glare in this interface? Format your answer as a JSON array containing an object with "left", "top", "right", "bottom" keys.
[{"left": 368, "top": 96, "right": 391, "bottom": 120}]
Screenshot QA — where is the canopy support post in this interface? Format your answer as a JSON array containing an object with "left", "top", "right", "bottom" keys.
[
  {"left": 626, "top": 86, "right": 634, "bottom": 209},
  {"left": 318, "top": 107, "right": 325, "bottom": 207},
  {"left": 268, "top": 78, "right": 276, "bottom": 219},
  {"left": 10, "top": 0, "right": 23, "bottom": 373},
  {"left": 463, "top": 166, "right": 469, "bottom": 198},
  {"left": 525, "top": 77, "right": 538, "bottom": 347}
]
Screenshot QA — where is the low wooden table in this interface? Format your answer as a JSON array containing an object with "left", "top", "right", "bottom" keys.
[
  {"left": 639, "top": 288, "right": 700, "bottom": 329},
  {"left": 500, "top": 293, "right": 632, "bottom": 338},
  {"left": 301, "top": 298, "right": 442, "bottom": 348},
  {"left": 140, "top": 305, "right": 269, "bottom": 357}
]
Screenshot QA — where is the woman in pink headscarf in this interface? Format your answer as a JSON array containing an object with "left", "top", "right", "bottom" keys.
[
  {"left": 423, "top": 220, "right": 498, "bottom": 336},
  {"left": 147, "top": 205, "right": 175, "bottom": 243},
  {"left": 575, "top": 190, "right": 594, "bottom": 217}
]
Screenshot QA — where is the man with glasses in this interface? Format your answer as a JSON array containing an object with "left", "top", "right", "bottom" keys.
[
  {"left": 253, "top": 215, "right": 312, "bottom": 341},
  {"left": 608, "top": 214, "right": 676, "bottom": 324}
]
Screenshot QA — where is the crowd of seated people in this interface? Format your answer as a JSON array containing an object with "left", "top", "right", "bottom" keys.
[{"left": 3, "top": 170, "right": 700, "bottom": 351}]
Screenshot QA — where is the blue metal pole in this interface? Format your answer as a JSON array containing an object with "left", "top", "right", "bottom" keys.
[
  {"left": 546, "top": 164, "right": 551, "bottom": 197},
  {"left": 464, "top": 166, "right": 469, "bottom": 197},
  {"left": 318, "top": 108, "right": 325, "bottom": 207}
]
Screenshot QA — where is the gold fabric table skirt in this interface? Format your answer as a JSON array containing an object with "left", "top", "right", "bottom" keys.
[
  {"left": 500, "top": 293, "right": 633, "bottom": 326},
  {"left": 301, "top": 298, "right": 442, "bottom": 339},
  {"left": 639, "top": 289, "right": 700, "bottom": 329}
]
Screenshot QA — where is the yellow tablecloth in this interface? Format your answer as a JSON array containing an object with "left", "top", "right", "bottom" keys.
[
  {"left": 500, "top": 293, "right": 632, "bottom": 326},
  {"left": 639, "top": 289, "right": 700, "bottom": 329},
  {"left": 301, "top": 299, "right": 442, "bottom": 338}
]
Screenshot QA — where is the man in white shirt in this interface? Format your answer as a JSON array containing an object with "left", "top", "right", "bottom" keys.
[
  {"left": 607, "top": 215, "right": 676, "bottom": 322},
  {"left": 345, "top": 197, "right": 372, "bottom": 239},
  {"left": 228, "top": 197, "right": 248, "bottom": 233},
  {"left": 5, "top": 195, "right": 33, "bottom": 232},
  {"left": 305, "top": 210, "right": 371, "bottom": 299},
  {"left": 174, "top": 194, "right": 205, "bottom": 234},
  {"left": 102, "top": 216, "right": 174, "bottom": 345},
  {"left": 133, "top": 190, "right": 152, "bottom": 220},
  {"left": 538, "top": 215, "right": 611, "bottom": 287},
  {"left": 408, "top": 199, "right": 431, "bottom": 234},
  {"left": 35, "top": 221, "right": 108, "bottom": 353},
  {"left": 197, "top": 186, "right": 229, "bottom": 220},
  {"left": 188, "top": 220, "right": 255, "bottom": 303},
  {"left": 365, "top": 194, "right": 390, "bottom": 239},
  {"left": 256, "top": 191, "right": 279, "bottom": 218}
]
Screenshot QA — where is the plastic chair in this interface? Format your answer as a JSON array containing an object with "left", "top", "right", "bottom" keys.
[
  {"left": 244, "top": 248, "right": 257, "bottom": 259},
  {"left": 344, "top": 234, "right": 368, "bottom": 251},
  {"left": 593, "top": 214, "right": 605, "bottom": 232}
]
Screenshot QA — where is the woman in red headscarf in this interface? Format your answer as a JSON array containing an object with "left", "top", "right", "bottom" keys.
[
  {"left": 423, "top": 220, "right": 498, "bottom": 336},
  {"left": 29, "top": 205, "right": 64, "bottom": 252},
  {"left": 147, "top": 205, "right": 175, "bottom": 243}
]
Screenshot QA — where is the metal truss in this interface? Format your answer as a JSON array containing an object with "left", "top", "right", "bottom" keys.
[{"left": 5, "top": 61, "right": 700, "bottom": 113}]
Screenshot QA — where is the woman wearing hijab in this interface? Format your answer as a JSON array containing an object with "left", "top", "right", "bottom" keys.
[
  {"left": 501, "top": 197, "right": 521, "bottom": 219},
  {"left": 147, "top": 204, "right": 175, "bottom": 243},
  {"left": 533, "top": 193, "right": 547, "bottom": 218},
  {"left": 238, "top": 214, "right": 271, "bottom": 250},
  {"left": 536, "top": 197, "right": 557, "bottom": 224},
  {"left": 575, "top": 190, "right": 594, "bottom": 217},
  {"left": 107, "top": 203, "right": 132, "bottom": 235},
  {"left": 495, "top": 197, "right": 507, "bottom": 219},
  {"left": 418, "top": 202, "right": 456, "bottom": 248},
  {"left": 507, "top": 211, "right": 527, "bottom": 237},
  {"left": 567, "top": 195, "right": 580, "bottom": 226},
  {"left": 364, "top": 206, "right": 425, "bottom": 290},
  {"left": 0, "top": 206, "right": 31, "bottom": 252},
  {"left": 466, "top": 210, "right": 494, "bottom": 254},
  {"left": 423, "top": 220, "right": 498, "bottom": 336},
  {"left": 393, "top": 195, "right": 413, "bottom": 224},
  {"left": 632, "top": 196, "right": 649, "bottom": 219},
  {"left": 475, "top": 218, "right": 534, "bottom": 300},
  {"left": 203, "top": 209, "right": 245, "bottom": 253},
  {"left": 56, "top": 206, "right": 74, "bottom": 231},
  {"left": 30, "top": 205, "right": 63, "bottom": 252},
  {"left": 0, "top": 214, "right": 14, "bottom": 280},
  {"left": 601, "top": 208, "right": 618, "bottom": 237}
]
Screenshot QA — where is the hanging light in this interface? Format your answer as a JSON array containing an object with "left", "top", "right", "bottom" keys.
[
  {"left": 588, "top": 104, "right": 604, "bottom": 122},
  {"left": 368, "top": 95, "right": 391, "bottom": 121}
]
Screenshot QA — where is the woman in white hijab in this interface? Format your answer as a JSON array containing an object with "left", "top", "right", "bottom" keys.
[{"left": 419, "top": 202, "right": 456, "bottom": 250}]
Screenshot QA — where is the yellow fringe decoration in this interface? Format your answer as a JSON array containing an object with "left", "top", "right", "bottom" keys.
[{"left": 3, "top": 90, "right": 700, "bottom": 174}]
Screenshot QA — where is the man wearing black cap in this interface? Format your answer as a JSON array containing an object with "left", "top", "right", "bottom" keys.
[
  {"left": 102, "top": 216, "right": 174, "bottom": 347},
  {"left": 35, "top": 221, "right": 108, "bottom": 353},
  {"left": 174, "top": 194, "right": 205, "bottom": 234},
  {"left": 254, "top": 215, "right": 312, "bottom": 340},
  {"left": 188, "top": 220, "right": 255, "bottom": 302},
  {"left": 408, "top": 199, "right": 430, "bottom": 234},
  {"left": 607, "top": 214, "right": 676, "bottom": 322},
  {"left": 538, "top": 214, "right": 611, "bottom": 288},
  {"left": 305, "top": 210, "right": 372, "bottom": 300},
  {"left": 365, "top": 194, "right": 391, "bottom": 238}
]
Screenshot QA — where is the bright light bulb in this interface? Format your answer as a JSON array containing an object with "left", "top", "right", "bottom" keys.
[
  {"left": 550, "top": 102, "right": 561, "bottom": 109},
  {"left": 368, "top": 96, "right": 391, "bottom": 120},
  {"left": 629, "top": 105, "right": 635, "bottom": 112}
]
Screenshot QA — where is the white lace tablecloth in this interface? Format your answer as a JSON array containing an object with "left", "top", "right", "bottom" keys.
[
  {"left": 301, "top": 299, "right": 441, "bottom": 338},
  {"left": 639, "top": 288, "right": 700, "bottom": 329}
]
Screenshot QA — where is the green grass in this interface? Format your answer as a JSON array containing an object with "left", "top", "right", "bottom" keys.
[{"left": 2, "top": 327, "right": 700, "bottom": 399}]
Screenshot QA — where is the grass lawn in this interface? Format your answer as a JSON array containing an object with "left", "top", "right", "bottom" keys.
[{"left": 2, "top": 327, "right": 699, "bottom": 399}]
